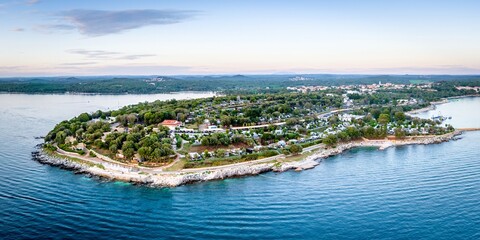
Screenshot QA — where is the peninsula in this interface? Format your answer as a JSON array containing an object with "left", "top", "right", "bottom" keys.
[{"left": 36, "top": 80, "right": 480, "bottom": 187}]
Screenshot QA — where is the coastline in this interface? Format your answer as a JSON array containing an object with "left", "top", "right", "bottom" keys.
[
  {"left": 407, "top": 94, "right": 480, "bottom": 115},
  {"left": 32, "top": 131, "right": 463, "bottom": 188},
  {"left": 406, "top": 99, "right": 448, "bottom": 115},
  {"left": 0, "top": 91, "right": 217, "bottom": 96}
]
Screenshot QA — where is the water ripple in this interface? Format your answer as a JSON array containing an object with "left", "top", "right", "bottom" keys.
[{"left": 2, "top": 95, "right": 480, "bottom": 240}]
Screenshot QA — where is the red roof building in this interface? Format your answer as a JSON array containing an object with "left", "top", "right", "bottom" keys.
[{"left": 160, "top": 120, "right": 182, "bottom": 129}]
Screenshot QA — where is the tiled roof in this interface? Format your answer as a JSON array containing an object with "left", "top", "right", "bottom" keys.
[{"left": 161, "top": 120, "right": 182, "bottom": 125}]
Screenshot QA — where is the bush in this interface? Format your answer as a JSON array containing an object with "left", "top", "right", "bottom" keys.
[
  {"left": 241, "top": 153, "right": 259, "bottom": 161},
  {"left": 259, "top": 150, "right": 279, "bottom": 158},
  {"left": 289, "top": 144, "right": 303, "bottom": 155},
  {"left": 58, "top": 144, "right": 85, "bottom": 155},
  {"left": 43, "top": 143, "right": 57, "bottom": 152},
  {"left": 300, "top": 140, "right": 322, "bottom": 148},
  {"left": 322, "top": 134, "right": 338, "bottom": 146}
]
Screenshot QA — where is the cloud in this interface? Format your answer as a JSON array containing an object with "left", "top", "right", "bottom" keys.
[
  {"left": 0, "top": 64, "right": 192, "bottom": 77},
  {"left": 12, "top": 28, "right": 25, "bottom": 32},
  {"left": 60, "top": 62, "right": 98, "bottom": 66},
  {"left": 46, "top": 24, "right": 76, "bottom": 30},
  {"left": 77, "top": 64, "right": 192, "bottom": 75},
  {"left": 58, "top": 9, "right": 198, "bottom": 36},
  {"left": 34, "top": 24, "right": 76, "bottom": 34},
  {"left": 67, "top": 49, "right": 156, "bottom": 61},
  {"left": 26, "top": 0, "right": 39, "bottom": 5},
  {"left": 67, "top": 49, "right": 121, "bottom": 59},
  {"left": 119, "top": 54, "right": 157, "bottom": 60},
  {"left": 0, "top": 66, "right": 24, "bottom": 70}
]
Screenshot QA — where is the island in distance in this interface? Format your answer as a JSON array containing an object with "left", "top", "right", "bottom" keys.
[{"left": 34, "top": 77, "right": 479, "bottom": 187}]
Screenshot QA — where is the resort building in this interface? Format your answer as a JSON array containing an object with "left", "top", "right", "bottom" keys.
[{"left": 160, "top": 120, "right": 182, "bottom": 130}]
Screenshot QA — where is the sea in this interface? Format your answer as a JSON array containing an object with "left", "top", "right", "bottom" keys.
[{"left": 1, "top": 93, "right": 479, "bottom": 239}]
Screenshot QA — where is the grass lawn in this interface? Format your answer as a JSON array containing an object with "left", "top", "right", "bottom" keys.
[
  {"left": 280, "top": 150, "right": 316, "bottom": 163},
  {"left": 164, "top": 159, "right": 187, "bottom": 171}
]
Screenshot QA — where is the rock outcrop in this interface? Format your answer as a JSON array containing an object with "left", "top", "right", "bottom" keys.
[{"left": 32, "top": 131, "right": 463, "bottom": 188}]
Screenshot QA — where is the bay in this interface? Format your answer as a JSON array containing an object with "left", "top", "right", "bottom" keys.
[{"left": 1, "top": 94, "right": 479, "bottom": 239}]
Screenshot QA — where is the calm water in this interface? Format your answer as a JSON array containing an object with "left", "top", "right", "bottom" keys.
[
  {"left": 1, "top": 94, "right": 480, "bottom": 239},
  {"left": 413, "top": 96, "right": 480, "bottom": 128}
]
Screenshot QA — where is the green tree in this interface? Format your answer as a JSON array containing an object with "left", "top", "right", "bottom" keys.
[
  {"left": 371, "top": 109, "right": 382, "bottom": 119},
  {"left": 378, "top": 114, "right": 390, "bottom": 125},
  {"left": 394, "top": 128, "right": 406, "bottom": 139},
  {"left": 123, "top": 148, "right": 135, "bottom": 159},
  {"left": 215, "top": 149, "right": 226, "bottom": 158},
  {"left": 345, "top": 127, "right": 361, "bottom": 139},
  {"left": 394, "top": 112, "right": 406, "bottom": 122},
  {"left": 203, "top": 150, "right": 210, "bottom": 158},
  {"left": 138, "top": 146, "right": 152, "bottom": 160},
  {"left": 78, "top": 113, "right": 90, "bottom": 122},
  {"left": 337, "top": 132, "right": 350, "bottom": 142},
  {"left": 126, "top": 114, "right": 137, "bottom": 125},
  {"left": 54, "top": 131, "right": 67, "bottom": 145},
  {"left": 220, "top": 115, "right": 232, "bottom": 126},
  {"left": 289, "top": 144, "right": 303, "bottom": 155},
  {"left": 323, "top": 134, "right": 338, "bottom": 146},
  {"left": 75, "top": 128, "right": 84, "bottom": 139},
  {"left": 109, "top": 144, "right": 118, "bottom": 153},
  {"left": 176, "top": 138, "right": 182, "bottom": 149},
  {"left": 286, "top": 118, "right": 299, "bottom": 126}
]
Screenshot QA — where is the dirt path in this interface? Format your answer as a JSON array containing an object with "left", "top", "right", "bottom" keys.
[{"left": 55, "top": 141, "right": 327, "bottom": 174}]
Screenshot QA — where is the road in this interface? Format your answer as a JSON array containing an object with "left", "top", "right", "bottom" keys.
[
  {"left": 55, "top": 142, "right": 327, "bottom": 174},
  {"left": 53, "top": 106, "right": 354, "bottom": 174}
]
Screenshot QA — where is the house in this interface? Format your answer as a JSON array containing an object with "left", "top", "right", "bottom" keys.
[
  {"left": 208, "top": 125, "right": 219, "bottom": 130},
  {"left": 288, "top": 139, "right": 298, "bottom": 144},
  {"left": 75, "top": 143, "right": 86, "bottom": 151},
  {"left": 160, "top": 120, "right": 182, "bottom": 130},
  {"left": 199, "top": 124, "right": 225, "bottom": 132},
  {"left": 107, "top": 117, "right": 116, "bottom": 124},
  {"left": 188, "top": 152, "right": 201, "bottom": 160}
]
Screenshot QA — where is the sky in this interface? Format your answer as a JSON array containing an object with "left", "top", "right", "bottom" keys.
[{"left": 1, "top": 0, "right": 480, "bottom": 76}]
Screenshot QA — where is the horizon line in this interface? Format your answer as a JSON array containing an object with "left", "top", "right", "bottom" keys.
[{"left": 2, "top": 73, "right": 480, "bottom": 78}]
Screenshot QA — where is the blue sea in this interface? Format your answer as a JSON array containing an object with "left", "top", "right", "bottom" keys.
[{"left": 1, "top": 94, "right": 479, "bottom": 239}]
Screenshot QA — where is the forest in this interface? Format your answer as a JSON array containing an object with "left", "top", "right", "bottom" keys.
[{"left": 2, "top": 74, "right": 480, "bottom": 94}]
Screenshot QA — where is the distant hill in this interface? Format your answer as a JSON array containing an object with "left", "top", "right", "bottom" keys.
[{"left": 0, "top": 74, "right": 479, "bottom": 94}]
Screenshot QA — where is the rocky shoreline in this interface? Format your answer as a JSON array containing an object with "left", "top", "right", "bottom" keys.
[
  {"left": 32, "top": 131, "right": 463, "bottom": 188},
  {"left": 406, "top": 99, "right": 448, "bottom": 115}
]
